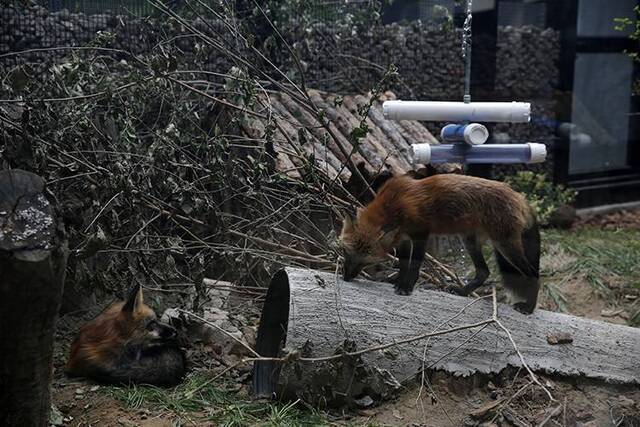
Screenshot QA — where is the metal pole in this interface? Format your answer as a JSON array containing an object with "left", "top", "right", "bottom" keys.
[{"left": 462, "top": 0, "right": 473, "bottom": 103}]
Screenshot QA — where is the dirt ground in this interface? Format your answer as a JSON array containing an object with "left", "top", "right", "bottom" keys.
[
  {"left": 50, "top": 209, "right": 640, "bottom": 426},
  {"left": 353, "top": 374, "right": 640, "bottom": 427},
  {"left": 575, "top": 208, "right": 640, "bottom": 231}
]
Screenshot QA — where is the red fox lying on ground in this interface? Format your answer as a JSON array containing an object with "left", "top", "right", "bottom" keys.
[
  {"left": 340, "top": 174, "right": 540, "bottom": 314},
  {"left": 67, "top": 285, "right": 186, "bottom": 386}
]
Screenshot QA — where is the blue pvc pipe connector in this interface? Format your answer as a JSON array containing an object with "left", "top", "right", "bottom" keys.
[{"left": 440, "top": 123, "right": 489, "bottom": 145}]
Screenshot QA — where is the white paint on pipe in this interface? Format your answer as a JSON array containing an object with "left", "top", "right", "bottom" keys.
[{"left": 383, "top": 100, "right": 531, "bottom": 123}]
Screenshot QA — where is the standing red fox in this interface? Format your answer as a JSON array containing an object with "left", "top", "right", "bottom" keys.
[
  {"left": 67, "top": 285, "right": 186, "bottom": 386},
  {"left": 340, "top": 174, "right": 540, "bottom": 314}
]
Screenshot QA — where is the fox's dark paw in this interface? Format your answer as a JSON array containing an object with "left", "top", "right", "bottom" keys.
[
  {"left": 464, "top": 278, "right": 487, "bottom": 290},
  {"left": 394, "top": 285, "right": 413, "bottom": 296},
  {"left": 387, "top": 275, "right": 400, "bottom": 286},
  {"left": 513, "top": 302, "right": 535, "bottom": 315}
]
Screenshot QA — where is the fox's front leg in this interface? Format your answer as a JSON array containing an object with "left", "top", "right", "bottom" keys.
[{"left": 394, "top": 237, "right": 427, "bottom": 295}]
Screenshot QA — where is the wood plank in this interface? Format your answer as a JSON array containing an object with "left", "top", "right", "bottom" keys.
[
  {"left": 354, "top": 94, "right": 412, "bottom": 170},
  {"left": 270, "top": 97, "right": 342, "bottom": 180},
  {"left": 276, "top": 93, "right": 349, "bottom": 181}
]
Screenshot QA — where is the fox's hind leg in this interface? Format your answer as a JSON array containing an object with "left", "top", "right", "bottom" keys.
[
  {"left": 395, "top": 236, "right": 427, "bottom": 295},
  {"left": 460, "top": 234, "right": 491, "bottom": 293},
  {"left": 445, "top": 233, "right": 490, "bottom": 296},
  {"left": 493, "top": 224, "right": 540, "bottom": 314},
  {"left": 90, "top": 345, "right": 186, "bottom": 387}
]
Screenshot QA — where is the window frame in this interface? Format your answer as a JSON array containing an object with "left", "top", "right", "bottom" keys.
[{"left": 548, "top": 0, "right": 640, "bottom": 207}]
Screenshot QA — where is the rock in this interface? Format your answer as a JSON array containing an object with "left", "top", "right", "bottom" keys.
[
  {"left": 200, "top": 283, "right": 232, "bottom": 306},
  {"left": 546, "top": 332, "right": 573, "bottom": 345},
  {"left": 575, "top": 409, "right": 594, "bottom": 421},
  {"left": 49, "top": 404, "right": 64, "bottom": 426},
  {"left": 463, "top": 416, "right": 479, "bottom": 426},
  {"left": 471, "top": 399, "right": 505, "bottom": 419},
  {"left": 160, "top": 307, "right": 180, "bottom": 324},
  {"left": 241, "top": 325, "right": 256, "bottom": 348},
  {"left": 58, "top": 403, "right": 75, "bottom": 413},
  {"left": 354, "top": 395, "right": 374, "bottom": 408},
  {"left": 162, "top": 301, "right": 247, "bottom": 356}
]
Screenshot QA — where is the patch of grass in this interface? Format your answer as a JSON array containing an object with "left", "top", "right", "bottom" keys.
[
  {"left": 543, "top": 228, "right": 640, "bottom": 282},
  {"left": 544, "top": 282, "right": 570, "bottom": 312},
  {"left": 104, "top": 372, "right": 331, "bottom": 425},
  {"left": 437, "top": 228, "right": 640, "bottom": 308},
  {"left": 541, "top": 228, "right": 640, "bottom": 316}
]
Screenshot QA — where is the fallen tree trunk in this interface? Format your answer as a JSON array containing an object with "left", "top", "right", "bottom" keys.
[
  {"left": 253, "top": 268, "right": 640, "bottom": 406},
  {"left": 0, "top": 169, "right": 68, "bottom": 426}
]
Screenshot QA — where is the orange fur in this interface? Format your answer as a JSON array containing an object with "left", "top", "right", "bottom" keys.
[
  {"left": 340, "top": 174, "right": 540, "bottom": 312},
  {"left": 358, "top": 174, "right": 532, "bottom": 241},
  {"left": 67, "top": 293, "right": 156, "bottom": 375}
]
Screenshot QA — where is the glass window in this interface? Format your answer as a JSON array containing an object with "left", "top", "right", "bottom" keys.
[
  {"left": 577, "top": 0, "right": 637, "bottom": 37},
  {"left": 569, "top": 53, "right": 633, "bottom": 174},
  {"left": 498, "top": 0, "right": 546, "bottom": 28}
]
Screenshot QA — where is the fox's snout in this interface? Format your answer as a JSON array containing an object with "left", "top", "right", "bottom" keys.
[
  {"left": 343, "top": 260, "right": 363, "bottom": 281},
  {"left": 159, "top": 323, "right": 177, "bottom": 340},
  {"left": 148, "top": 320, "right": 178, "bottom": 342}
]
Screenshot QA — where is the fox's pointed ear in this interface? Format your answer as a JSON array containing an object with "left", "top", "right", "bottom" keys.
[
  {"left": 123, "top": 285, "right": 144, "bottom": 313},
  {"left": 378, "top": 228, "right": 400, "bottom": 249}
]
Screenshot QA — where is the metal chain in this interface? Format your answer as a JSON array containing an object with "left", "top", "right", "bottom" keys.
[{"left": 462, "top": 0, "right": 473, "bottom": 103}]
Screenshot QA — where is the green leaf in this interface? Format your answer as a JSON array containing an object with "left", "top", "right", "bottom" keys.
[{"left": 350, "top": 126, "right": 368, "bottom": 140}]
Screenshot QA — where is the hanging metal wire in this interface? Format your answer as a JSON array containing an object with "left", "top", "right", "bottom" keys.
[{"left": 462, "top": 0, "right": 473, "bottom": 103}]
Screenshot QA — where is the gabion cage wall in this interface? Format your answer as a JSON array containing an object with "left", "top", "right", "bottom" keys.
[{"left": 1, "top": 1, "right": 560, "bottom": 178}]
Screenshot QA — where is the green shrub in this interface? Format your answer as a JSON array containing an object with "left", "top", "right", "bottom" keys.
[
  {"left": 614, "top": 6, "right": 640, "bottom": 94},
  {"left": 504, "top": 172, "right": 577, "bottom": 226}
]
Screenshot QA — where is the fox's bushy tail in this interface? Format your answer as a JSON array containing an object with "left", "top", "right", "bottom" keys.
[{"left": 494, "top": 217, "right": 540, "bottom": 313}]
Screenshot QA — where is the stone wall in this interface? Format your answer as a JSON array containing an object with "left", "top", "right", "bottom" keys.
[
  {"left": 276, "top": 22, "right": 560, "bottom": 177},
  {"left": 1, "top": 5, "right": 559, "bottom": 97},
  {"left": 1, "top": 4, "right": 560, "bottom": 177}
]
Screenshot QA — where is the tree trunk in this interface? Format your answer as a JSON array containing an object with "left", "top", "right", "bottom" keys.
[
  {"left": 0, "top": 169, "right": 68, "bottom": 427},
  {"left": 253, "top": 268, "right": 640, "bottom": 406}
]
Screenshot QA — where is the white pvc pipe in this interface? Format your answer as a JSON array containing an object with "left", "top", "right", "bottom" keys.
[
  {"left": 411, "top": 143, "right": 547, "bottom": 165},
  {"left": 383, "top": 100, "right": 531, "bottom": 123}
]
